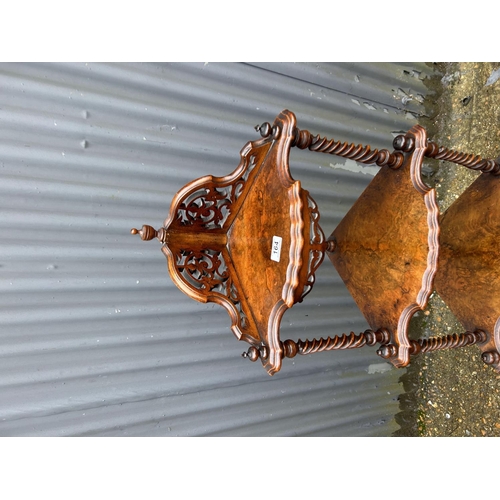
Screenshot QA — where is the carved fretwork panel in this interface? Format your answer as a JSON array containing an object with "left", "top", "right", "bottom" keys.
[
  {"left": 163, "top": 244, "right": 258, "bottom": 344},
  {"left": 135, "top": 109, "right": 497, "bottom": 376},
  {"left": 164, "top": 142, "right": 270, "bottom": 233},
  {"left": 308, "top": 194, "right": 324, "bottom": 246},
  {"left": 176, "top": 248, "right": 231, "bottom": 295},
  {"left": 176, "top": 185, "right": 237, "bottom": 230},
  {"left": 298, "top": 194, "right": 326, "bottom": 302}
]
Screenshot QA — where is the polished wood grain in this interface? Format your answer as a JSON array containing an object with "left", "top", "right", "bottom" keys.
[
  {"left": 133, "top": 113, "right": 444, "bottom": 374},
  {"left": 327, "top": 125, "right": 439, "bottom": 368},
  {"left": 434, "top": 173, "right": 500, "bottom": 371},
  {"left": 132, "top": 110, "right": 328, "bottom": 375}
]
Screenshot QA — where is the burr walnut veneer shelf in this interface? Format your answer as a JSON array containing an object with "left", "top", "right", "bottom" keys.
[
  {"left": 435, "top": 174, "right": 500, "bottom": 372},
  {"left": 132, "top": 109, "right": 500, "bottom": 376}
]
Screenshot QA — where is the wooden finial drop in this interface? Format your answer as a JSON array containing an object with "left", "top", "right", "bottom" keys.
[{"left": 130, "top": 225, "right": 158, "bottom": 241}]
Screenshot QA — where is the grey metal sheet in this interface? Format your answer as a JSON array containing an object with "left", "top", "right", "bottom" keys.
[
  {"left": 0, "top": 62, "right": 439, "bottom": 436},
  {"left": 248, "top": 62, "right": 432, "bottom": 115}
]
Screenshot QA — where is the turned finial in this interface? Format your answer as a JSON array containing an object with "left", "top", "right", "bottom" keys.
[{"left": 130, "top": 225, "right": 158, "bottom": 241}]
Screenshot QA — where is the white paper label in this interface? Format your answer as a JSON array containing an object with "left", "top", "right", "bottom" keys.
[{"left": 270, "top": 236, "right": 282, "bottom": 262}]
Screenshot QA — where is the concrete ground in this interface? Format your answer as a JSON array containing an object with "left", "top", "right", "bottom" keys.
[{"left": 395, "top": 62, "right": 500, "bottom": 437}]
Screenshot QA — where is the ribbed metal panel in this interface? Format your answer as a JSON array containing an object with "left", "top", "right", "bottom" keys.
[{"left": 0, "top": 62, "right": 438, "bottom": 436}]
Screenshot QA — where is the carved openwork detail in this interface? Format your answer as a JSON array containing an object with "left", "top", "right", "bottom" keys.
[
  {"left": 299, "top": 195, "right": 326, "bottom": 301},
  {"left": 300, "top": 250, "right": 324, "bottom": 302},
  {"left": 239, "top": 153, "right": 258, "bottom": 183},
  {"left": 308, "top": 195, "right": 324, "bottom": 245},
  {"left": 176, "top": 155, "right": 258, "bottom": 230},
  {"left": 176, "top": 248, "right": 249, "bottom": 329},
  {"left": 136, "top": 111, "right": 447, "bottom": 375}
]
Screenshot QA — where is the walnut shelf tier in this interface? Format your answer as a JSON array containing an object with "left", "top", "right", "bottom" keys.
[
  {"left": 435, "top": 173, "right": 500, "bottom": 371},
  {"left": 132, "top": 109, "right": 500, "bottom": 376}
]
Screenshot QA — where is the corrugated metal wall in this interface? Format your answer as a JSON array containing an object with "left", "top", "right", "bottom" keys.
[{"left": 0, "top": 62, "right": 438, "bottom": 436}]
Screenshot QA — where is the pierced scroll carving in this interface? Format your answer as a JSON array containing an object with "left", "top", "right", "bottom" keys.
[
  {"left": 308, "top": 195, "right": 324, "bottom": 246},
  {"left": 177, "top": 187, "right": 233, "bottom": 230},
  {"left": 299, "top": 250, "right": 324, "bottom": 302},
  {"left": 299, "top": 195, "right": 326, "bottom": 301},
  {"left": 175, "top": 155, "right": 258, "bottom": 230},
  {"left": 132, "top": 110, "right": 454, "bottom": 375},
  {"left": 176, "top": 248, "right": 249, "bottom": 330},
  {"left": 239, "top": 153, "right": 258, "bottom": 183},
  {"left": 176, "top": 248, "right": 228, "bottom": 291}
]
